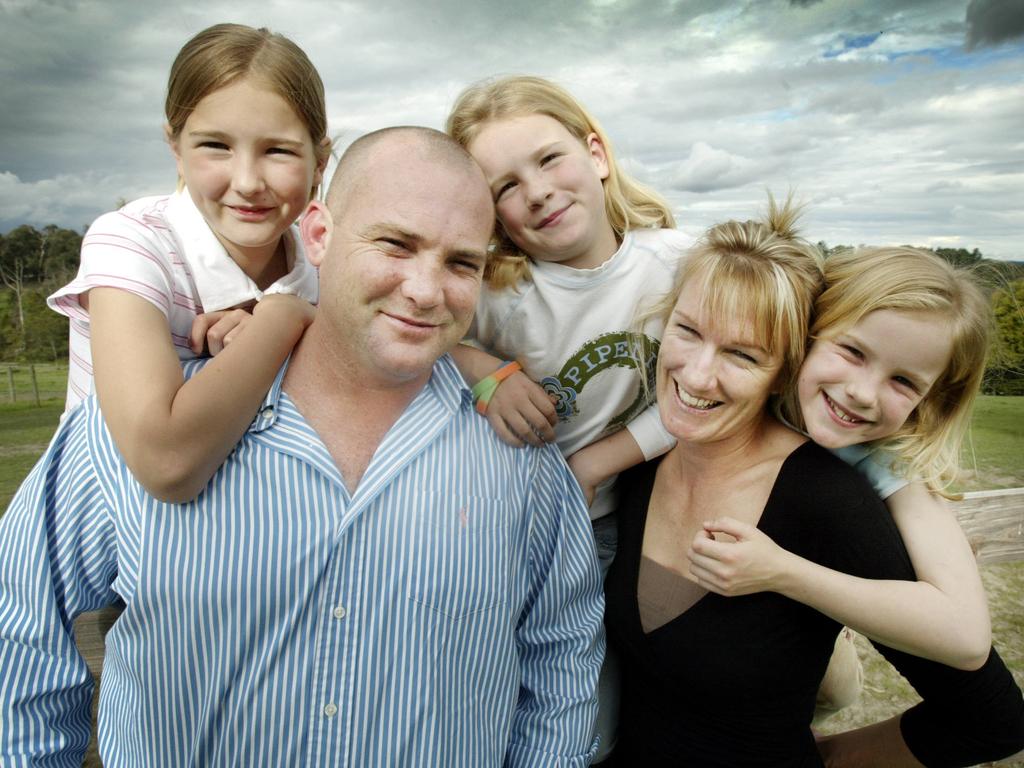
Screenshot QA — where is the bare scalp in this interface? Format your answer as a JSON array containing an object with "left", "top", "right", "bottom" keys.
[{"left": 326, "top": 127, "right": 491, "bottom": 222}]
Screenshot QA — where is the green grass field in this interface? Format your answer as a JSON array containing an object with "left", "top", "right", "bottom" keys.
[
  {"left": 1, "top": 361, "right": 69, "bottom": 404},
  {"left": 2, "top": 392, "right": 1022, "bottom": 509},
  {"left": 963, "top": 396, "right": 1024, "bottom": 490},
  {"left": 0, "top": 361, "right": 67, "bottom": 508},
  {"left": 0, "top": 401, "right": 64, "bottom": 507}
]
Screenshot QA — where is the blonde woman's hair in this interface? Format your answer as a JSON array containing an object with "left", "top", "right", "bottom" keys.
[
  {"left": 791, "top": 246, "right": 991, "bottom": 494},
  {"left": 636, "top": 194, "right": 824, "bottom": 397},
  {"left": 165, "top": 23, "right": 331, "bottom": 193},
  {"left": 446, "top": 75, "right": 674, "bottom": 290}
]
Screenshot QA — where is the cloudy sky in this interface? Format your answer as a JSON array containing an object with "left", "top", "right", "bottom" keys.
[{"left": 1, "top": 0, "right": 1022, "bottom": 259}]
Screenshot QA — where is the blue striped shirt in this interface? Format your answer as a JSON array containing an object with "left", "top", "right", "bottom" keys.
[{"left": 0, "top": 355, "right": 604, "bottom": 767}]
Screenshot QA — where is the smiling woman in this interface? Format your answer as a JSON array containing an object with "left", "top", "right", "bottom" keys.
[
  {"left": 655, "top": 276, "right": 785, "bottom": 446},
  {"left": 603, "top": 201, "right": 1024, "bottom": 766}
]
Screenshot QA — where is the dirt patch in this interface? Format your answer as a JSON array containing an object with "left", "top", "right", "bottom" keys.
[{"left": 816, "top": 561, "right": 1024, "bottom": 766}]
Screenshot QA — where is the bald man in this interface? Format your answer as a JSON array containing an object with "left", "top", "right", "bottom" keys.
[{"left": 0, "top": 127, "right": 605, "bottom": 767}]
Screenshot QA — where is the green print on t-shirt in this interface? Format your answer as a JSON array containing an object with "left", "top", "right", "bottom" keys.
[{"left": 540, "top": 331, "right": 659, "bottom": 434}]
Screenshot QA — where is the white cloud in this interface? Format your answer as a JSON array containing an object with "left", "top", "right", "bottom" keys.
[
  {"left": 0, "top": 170, "right": 166, "bottom": 232},
  {"left": 0, "top": 0, "right": 1022, "bottom": 259},
  {"left": 659, "top": 142, "right": 761, "bottom": 193}
]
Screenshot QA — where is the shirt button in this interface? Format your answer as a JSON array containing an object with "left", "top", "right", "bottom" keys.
[
  {"left": 333, "top": 605, "right": 347, "bottom": 619},
  {"left": 324, "top": 703, "right": 338, "bottom": 717},
  {"left": 260, "top": 405, "right": 275, "bottom": 420}
]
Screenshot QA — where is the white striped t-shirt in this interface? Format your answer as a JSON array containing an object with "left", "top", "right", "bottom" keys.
[{"left": 47, "top": 190, "right": 318, "bottom": 414}]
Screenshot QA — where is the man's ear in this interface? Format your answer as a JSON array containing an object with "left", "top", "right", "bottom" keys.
[{"left": 300, "top": 200, "right": 333, "bottom": 267}]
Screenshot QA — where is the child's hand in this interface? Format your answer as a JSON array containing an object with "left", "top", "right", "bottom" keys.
[
  {"left": 485, "top": 370, "right": 558, "bottom": 448},
  {"left": 190, "top": 307, "right": 253, "bottom": 356},
  {"left": 687, "top": 517, "right": 788, "bottom": 596},
  {"left": 252, "top": 293, "right": 317, "bottom": 333},
  {"left": 190, "top": 295, "right": 315, "bottom": 356}
]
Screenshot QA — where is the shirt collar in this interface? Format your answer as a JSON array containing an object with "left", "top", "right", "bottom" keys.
[
  {"left": 165, "top": 189, "right": 318, "bottom": 312},
  {"left": 247, "top": 352, "right": 473, "bottom": 436},
  {"left": 248, "top": 357, "right": 291, "bottom": 434},
  {"left": 430, "top": 353, "right": 476, "bottom": 414},
  {"left": 530, "top": 230, "right": 634, "bottom": 286}
]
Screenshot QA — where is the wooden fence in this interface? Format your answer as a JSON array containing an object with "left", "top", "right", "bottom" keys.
[
  {"left": 957, "top": 487, "right": 1024, "bottom": 565},
  {"left": 5, "top": 364, "right": 42, "bottom": 405},
  {"left": 2, "top": 362, "right": 67, "bottom": 404}
]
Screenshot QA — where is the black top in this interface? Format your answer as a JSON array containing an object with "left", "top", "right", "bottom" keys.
[{"left": 605, "top": 441, "right": 1024, "bottom": 767}]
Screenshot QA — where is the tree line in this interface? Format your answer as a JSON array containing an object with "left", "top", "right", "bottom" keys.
[
  {"left": 1, "top": 224, "right": 1022, "bottom": 394},
  {"left": 0, "top": 224, "right": 82, "bottom": 363}
]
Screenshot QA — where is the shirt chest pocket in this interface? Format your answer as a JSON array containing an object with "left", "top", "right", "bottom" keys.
[{"left": 405, "top": 494, "right": 514, "bottom": 620}]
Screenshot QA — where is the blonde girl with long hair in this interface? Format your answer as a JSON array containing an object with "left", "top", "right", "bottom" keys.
[
  {"left": 447, "top": 74, "right": 690, "bottom": 534},
  {"left": 447, "top": 74, "right": 691, "bottom": 761}
]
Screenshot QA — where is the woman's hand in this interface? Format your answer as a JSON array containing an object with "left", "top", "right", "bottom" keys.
[{"left": 687, "top": 517, "right": 791, "bottom": 596}]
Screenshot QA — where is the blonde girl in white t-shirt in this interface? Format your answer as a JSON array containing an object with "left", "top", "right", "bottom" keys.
[
  {"left": 446, "top": 75, "right": 687, "bottom": 537},
  {"left": 446, "top": 75, "right": 688, "bottom": 761}
]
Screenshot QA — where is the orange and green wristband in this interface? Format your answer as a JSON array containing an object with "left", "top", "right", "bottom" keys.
[{"left": 471, "top": 360, "right": 522, "bottom": 415}]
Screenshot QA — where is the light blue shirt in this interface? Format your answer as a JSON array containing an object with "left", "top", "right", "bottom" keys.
[
  {"left": 0, "top": 355, "right": 604, "bottom": 767},
  {"left": 831, "top": 444, "right": 908, "bottom": 500},
  {"left": 771, "top": 403, "right": 908, "bottom": 500}
]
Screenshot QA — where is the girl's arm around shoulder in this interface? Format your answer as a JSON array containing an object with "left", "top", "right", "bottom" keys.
[
  {"left": 689, "top": 456, "right": 990, "bottom": 668},
  {"left": 88, "top": 288, "right": 313, "bottom": 502},
  {"left": 450, "top": 342, "right": 504, "bottom": 386},
  {"left": 566, "top": 429, "right": 646, "bottom": 507},
  {"left": 885, "top": 482, "right": 991, "bottom": 666},
  {"left": 567, "top": 403, "right": 677, "bottom": 506},
  {"left": 449, "top": 344, "right": 557, "bottom": 448}
]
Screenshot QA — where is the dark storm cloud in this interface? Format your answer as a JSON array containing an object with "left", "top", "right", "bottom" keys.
[
  {"left": 0, "top": 0, "right": 173, "bottom": 182},
  {"left": 965, "top": 0, "right": 1024, "bottom": 50},
  {"left": 1, "top": 0, "right": 1021, "bottom": 258}
]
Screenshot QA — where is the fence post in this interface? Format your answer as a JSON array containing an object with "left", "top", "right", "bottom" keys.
[
  {"left": 6, "top": 366, "right": 14, "bottom": 403},
  {"left": 29, "top": 364, "right": 40, "bottom": 407}
]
